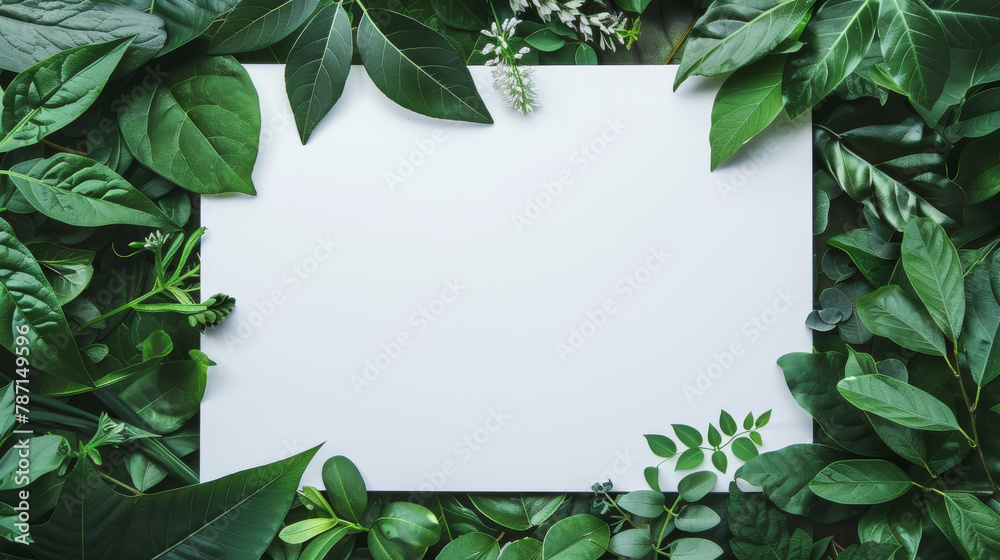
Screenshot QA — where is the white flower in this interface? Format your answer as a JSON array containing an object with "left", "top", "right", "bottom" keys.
[{"left": 479, "top": 18, "right": 539, "bottom": 115}]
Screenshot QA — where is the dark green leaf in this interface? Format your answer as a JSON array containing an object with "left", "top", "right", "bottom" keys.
[
  {"left": 541, "top": 515, "right": 609, "bottom": 560},
  {"left": 962, "top": 259, "right": 1000, "bottom": 386},
  {"left": 728, "top": 483, "right": 813, "bottom": 560},
  {"left": 732, "top": 437, "right": 760, "bottom": 462},
  {"left": 153, "top": 0, "right": 243, "bottom": 54},
  {"left": 673, "top": 424, "right": 703, "bottom": 447},
  {"left": 285, "top": 2, "right": 353, "bottom": 144},
  {"left": 0, "top": 435, "right": 70, "bottom": 490},
  {"left": 322, "top": 455, "right": 368, "bottom": 524},
  {"left": 709, "top": 55, "right": 784, "bottom": 170},
  {"left": 370, "top": 501, "right": 441, "bottom": 555},
  {"left": 357, "top": 9, "right": 492, "bottom": 124},
  {"left": 437, "top": 532, "right": 500, "bottom": 560},
  {"left": 27, "top": 242, "right": 94, "bottom": 305},
  {"left": 856, "top": 286, "right": 948, "bottom": 356},
  {"left": 574, "top": 44, "right": 598, "bottom": 65},
  {"left": 497, "top": 538, "right": 541, "bottom": 560},
  {"left": 809, "top": 459, "right": 913, "bottom": 504},
  {"left": 877, "top": 0, "right": 951, "bottom": 109},
  {"left": 117, "top": 348, "right": 209, "bottom": 434},
  {"left": 707, "top": 424, "right": 722, "bottom": 448},
  {"left": 858, "top": 499, "right": 923, "bottom": 560},
  {"left": 720, "top": 411, "right": 737, "bottom": 437},
  {"left": 208, "top": 0, "right": 321, "bottom": 54},
  {"left": 711, "top": 450, "right": 728, "bottom": 473},
  {"left": 645, "top": 434, "right": 678, "bottom": 457},
  {"left": 468, "top": 495, "right": 563, "bottom": 531},
  {"left": 0, "top": 38, "right": 132, "bottom": 153},
  {"left": 119, "top": 55, "right": 260, "bottom": 195},
  {"left": 837, "top": 374, "right": 962, "bottom": 431},
  {"left": 428, "top": 0, "right": 488, "bottom": 30},
  {"left": 940, "top": 493, "right": 1000, "bottom": 560},
  {"left": 901, "top": 218, "right": 964, "bottom": 341},
  {"left": 644, "top": 466, "right": 661, "bottom": 492},
  {"left": 954, "top": 138, "right": 1000, "bottom": 204},
  {"left": 676, "top": 448, "right": 706, "bottom": 471},
  {"left": 951, "top": 88, "right": 1000, "bottom": 139}
]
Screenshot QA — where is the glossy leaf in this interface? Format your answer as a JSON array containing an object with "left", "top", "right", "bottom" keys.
[
  {"left": 469, "top": 495, "right": 563, "bottom": 531},
  {"left": 951, "top": 88, "right": 1000, "bottom": 138},
  {"left": 674, "top": 0, "right": 817, "bottom": 88},
  {"left": 27, "top": 242, "right": 94, "bottom": 305},
  {"left": 153, "top": 0, "right": 243, "bottom": 54},
  {"left": 732, "top": 437, "right": 760, "bottom": 462},
  {"left": 0, "top": 38, "right": 131, "bottom": 153},
  {"left": 428, "top": 0, "right": 489, "bottom": 30},
  {"left": 7, "top": 153, "right": 174, "bottom": 228},
  {"left": 369, "top": 502, "right": 441, "bottom": 559},
  {"left": 901, "top": 218, "right": 964, "bottom": 341},
  {"left": 27, "top": 446, "right": 319, "bottom": 560},
  {"left": 119, "top": 55, "right": 260, "bottom": 195},
  {"left": 709, "top": 56, "right": 784, "bottom": 170},
  {"left": 858, "top": 500, "right": 923, "bottom": 560},
  {"left": 0, "top": 435, "right": 70, "bottom": 490},
  {"left": 719, "top": 410, "right": 738, "bottom": 437},
  {"left": 783, "top": 0, "right": 877, "bottom": 119},
  {"left": 963, "top": 262, "right": 1000, "bottom": 386},
  {"left": 498, "top": 538, "right": 541, "bottom": 560},
  {"left": 540, "top": 515, "right": 609, "bottom": 560},
  {"left": 877, "top": 0, "right": 951, "bottom": 109},
  {"left": 676, "top": 448, "right": 706, "bottom": 471},
  {"left": 285, "top": 2, "right": 353, "bottom": 144},
  {"left": 837, "top": 374, "right": 962, "bottom": 431},
  {"left": 117, "top": 349, "right": 210, "bottom": 434},
  {"left": 437, "top": 531, "right": 500, "bottom": 560},
  {"left": 856, "top": 286, "right": 948, "bottom": 356},
  {"left": 939, "top": 493, "right": 1000, "bottom": 560},
  {"left": 644, "top": 434, "right": 678, "bottom": 457},
  {"left": 322, "top": 455, "right": 368, "bottom": 524},
  {"left": 673, "top": 424, "right": 703, "bottom": 447},
  {"left": 208, "top": 0, "right": 321, "bottom": 54},
  {"left": 954, "top": 138, "right": 1000, "bottom": 204},
  {"left": 357, "top": 9, "right": 492, "bottom": 124},
  {"left": 809, "top": 459, "right": 913, "bottom": 504},
  {"left": 280, "top": 518, "right": 340, "bottom": 544}
]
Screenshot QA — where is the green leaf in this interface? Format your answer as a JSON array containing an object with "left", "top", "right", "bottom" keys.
[
  {"left": 644, "top": 466, "right": 661, "bottom": 492},
  {"left": 951, "top": 88, "right": 1000, "bottom": 139},
  {"left": 322, "top": 455, "right": 368, "bottom": 524},
  {"left": 673, "top": 424, "right": 703, "bottom": 447},
  {"left": 300, "top": 527, "right": 354, "bottom": 560},
  {"left": 809, "top": 459, "right": 913, "bottom": 504},
  {"left": 357, "top": 9, "right": 492, "bottom": 124},
  {"left": 498, "top": 538, "right": 542, "bottom": 560},
  {"left": 208, "top": 0, "right": 321, "bottom": 54},
  {"left": 678, "top": 471, "right": 717, "bottom": 502},
  {"left": 743, "top": 412, "right": 755, "bottom": 430},
  {"left": 428, "top": 0, "right": 489, "bottom": 30},
  {"left": 524, "top": 27, "right": 566, "bottom": 52},
  {"left": 676, "top": 448, "right": 706, "bottom": 471},
  {"left": 674, "top": 0, "right": 817, "bottom": 88},
  {"left": 676, "top": 505, "right": 721, "bottom": 533},
  {"left": 837, "top": 374, "right": 962, "bottom": 432},
  {"left": 0, "top": 38, "right": 132, "bottom": 153},
  {"left": 29, "top": 446, "right": 319, "bottom": 559},
  {"left": 711, "top": 450, "right": 728, "bottom": 473},
  {"left": 828, "top": 230, "right": 893, "bottom": 287},
  {"left": 720, "top": 411, "right": 738, "bottom": 437},
  {"left": 574, "top": 44, "right": 598, "bottom": 65},
  {"left": 732, "top": 437, "right": 760, "bottom": 462},
  {"left": 119, "top": 55, "right": 260, "bottom": 195},
  {"left": 370, "top": 502, "right": 441, "bottom": 556},
  {"left": 782, "top": 0, "right": 878, "bottom": 119},
  {"left": 735, "top": 444, "right": 864, "bottom": 523},
  {"left": 858, "top": 499, "right": 923, "bottom": 560},
  {"left": 877, "top": 0, "right": 950, "bottom": 109},
  {"left": 707, "top": 424, "right": 722, "bottom": 448},
  {"left": 644, "top": 434, "right": 678, "bottom": 458},
  {"left": 670, "top": 538, "right": 724, "bottom": 560},
  {"left": 7, "top": 153, "right": 175, "bottom": 228},
  {"left": 728, "top": 483, "right": 813, "bottom": 560},
  {"left": 0, "top": 435, "right": 70, "bottom": 490},
  {"left": 856, "top": 286, "right": 948, "bottom": 356},
  {"left": 285, "top": 2, "right": 353, "bottom": 144},
  {"left": 27, "top": 242, "right": 94, "bottom": 305},
  {"left": 709, "top": 55, "right": 784, "bottom": 170},
  {"left": 0, "top": 217, "right": 91, "bottom": 391},
  {"left": 835, "top": 542, "right": 906, "bottom": 560},
  {"left": 940, "top": 493, "right": 1000, "bottom": 560},
  {"left": 437, "top": 532, "right": 500, "bottom": 560},
  {"left": 540, "top": 515, "right": 609, "bottom": 560},
  {"left": 280, "top": 518, "right": 340, "bottom": 544},
  {"left": 152, "top": 0, "right": 243, "bottom": 54},
  {"left": 901, "top": 218, "right": 965, "bottom": 341},
  {"left": 617, "top": 490, "right": 665, "bottom": 518},
  {"left": 469, "top": 495, "right": 564, "bottom": 531},
  {"left": 609, "top": 528, "right": 652, "bottom": 559},
  {"left": 961, "top": 254, "right": 1000, "bottom": 386},
  {"left": 117, "top": 348, "right": 209, "bottom": 434},
  {"left": 954, "top": 138, "right": 1000, "bottom": 204},
  {"left": 0, "top": 0, "right": 164, "bottom": 74}
]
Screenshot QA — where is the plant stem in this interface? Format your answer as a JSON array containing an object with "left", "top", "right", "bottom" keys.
[
  {"left": 948, "top": 344, "right": 999, "bottom": 497},
  {"left": 74, "top": 289, "right": 160, "bottom": 332},
  {"left": 663, "top": 19, "right": 695, "bottom": 65},
  {"left": 41, "top": 139, "right": 89, "bottom": 156},
  {"left": 97, "top": 468, "right": 142, "bottom": 495}
]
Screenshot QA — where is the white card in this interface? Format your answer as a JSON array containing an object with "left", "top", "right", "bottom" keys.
[{"left": 200, "top": 64, "right": 813, "bottom": 493}]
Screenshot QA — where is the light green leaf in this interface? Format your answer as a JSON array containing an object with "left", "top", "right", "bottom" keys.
[
  {"left": 438, "top": 532, "right": 500, "bottom": 560},
  {"left": 0, "top": 38, "right": 132, "bottom": 153},
  {"left": 856, "top": 286, "right": 948, "bottom": 356},
  {"left": 782, "top": 0, "right": 877, "bottom": 119},
  {"left": 877, "top": 0, "right": 951, "bottom": 109},
  {"left": 617, "top": 490, "right": 665, "bottom": 518},
  {"left": 322, "top": 455, "right": 368, "bottom": 524},
  {"left": 709, "top": 56, "right": 784, "bottom": 170},
  {"left": 837, "top": 374, "right": 962, "bottom": 431},
  {"left": 670, "top": 538, "right": 724, "bottom": 560},
  {"left": 300, "top": 527, "right": 354, "bottom": 560},
  {"left": 732, "top": 437, "right": 760, "bottom": 462},
  {"left": 609, "top": 529, "right": 651, "bottom": 558},
  {"left": 357, "top": 9, "right": 492, "bottom": 124},
  {"left": 7, "top": 153, "right": 175, "bottom": 228},
  {"left": 0, "top": 435, "right": 70, "bottom": 490},
  {"left": 208, "top": 0, "right": 321, "bottom": 54},
  {"left": 675, "top": 505, "right": 721, "bottom": 533},
  {"left": 285, "top": 2, "right": 353, "bottom": 144},
  {"left": 119, "top": 55, "right": 260, "bottom": 195},
  {"left": 279, "top": 518, "right": 340, "bottom": 545},
  {"left": 644, "top": 434, "right": 677, "bottom": 458},
  {"left": 674, "top": 0, "right": 817, "bottom": 88},
  {"left": 809, "top": 459, "right": 913, "bottom": 504},
  {"left": 27, "top": 242, "right": 94, "bottom": 305},
  {"left": 678, "top": 471, "right": 717, "bottom": 502},
  {"left": 901, "top": 217, "right": 964, "bottom": 341},
  {"left": 541, "top": 515, "right": 609, "bottom": 560},
  {"left": 673, "top": 424, "right": 703, "bottom": 447}
]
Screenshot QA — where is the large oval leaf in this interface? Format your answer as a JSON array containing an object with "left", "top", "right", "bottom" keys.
[
  {"left": 782, "top": 0, "right": 878, "bottom": 119},
  {"left": 438, "top": 532, "right": 500, "bottom": 560},
  {"left": 938, "top": 493, "right": 1000, "bottom": 560},
  {"left": 322, "top": 455, "right": 368, "bottom": 524},
  {"left": 208, "top": 0, "right": 321, "bottom": 54},
  {"left": 0, "top": 0, "right": 164, "bottom": 74},
  {"left": 856, "top": 285, "right": 948, "bottom": 356},
  {"left": 285, "top": 2, "right": 353, "bottom": 144},
  {"left": 0, "top": 38, "right": 131, "bottom": 153},
  {"left": 119, "top": 55, "right": 260, "bottom": 195},
  {"left": 616, "top": 490, "right": 666, "bottom": 518},
  {"left": 877, "top": 0, "right": 950, "bottom": 109},
  {"left": 541, "top": 515, "right": 609, "bottom": 560},
  {"left": 901, "top": 217, "right": 964, "bottom": 341},
  {"left": 357, "top": 9, "right": 492, "bottom": 124},
  {"left": 117, "top": 349, "right": 210, "bottom": 434},
  {"left": 7, "top": 153, "right": 174, "bottom": 228},
  {"left": 153, "top": 0, "right": 243, "bottom": 54},
  {"left": 27, "top": 242, "right": 94, "bottom": 305},
  {"left": 369, "top": 502, "right": 441, "bottom": 557},
  {"left": 498, "top": 538, "right": 542, "bottom": 560},
  {"left": 963, "top": 262, "right": 1000, "bottom": 386},
  {"left": 469, "top": 495, "right": 564, "bottom": 531},
  {"left": 709, "top": 55, "right": 784, "bottom": 170},
  {"left": 0, "top": 217, "right": 91, "bottom": 391},
  {"left": 428, "top": 0, "right": 489, "bottom": 30},
  {"left": 809, "top": 459, "right": 913, "bottom": 504},
  {"left": 674, "top": 0, "right": 817, "bottom": 88},
  {"left": 837, "top": 374, "right": 962, "bottom": 431},
  {"left": 26, "top": 446, "right": 319, "bottom": 559}
]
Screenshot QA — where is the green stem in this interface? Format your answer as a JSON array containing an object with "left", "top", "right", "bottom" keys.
[
  {"left": 606, "top": 495, "right": 642, "bottom": 530},
  {"left": 950, "top": 343, "right": 999, "bottom": 498},
  {"left": 96, "top": 468, "right": 142, "bottom": 495},
  {"left": 74, "top": 288, "right": 161, "bottom": 332}
]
